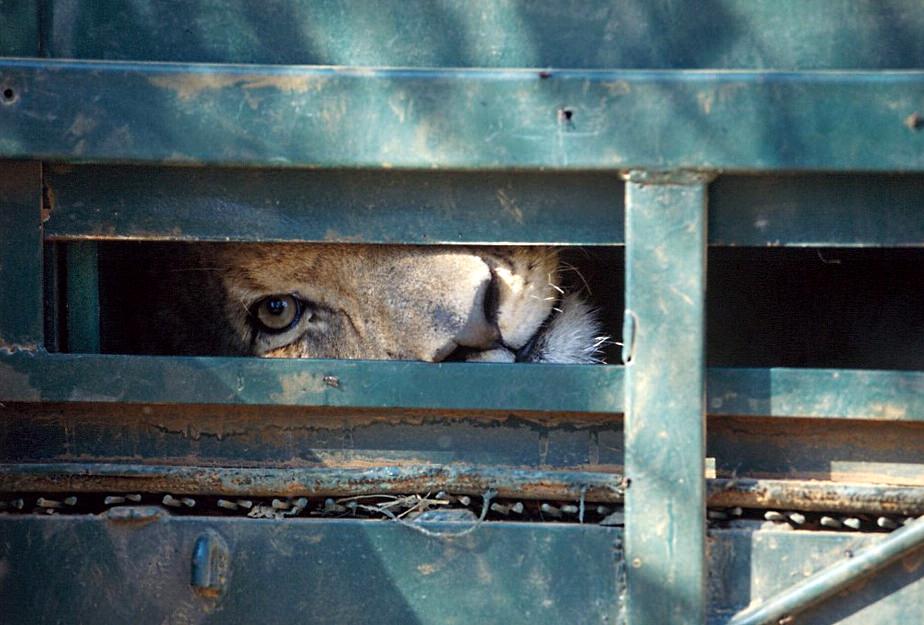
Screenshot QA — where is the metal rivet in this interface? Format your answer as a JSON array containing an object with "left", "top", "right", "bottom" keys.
[
  {"left": 191, "top": 530, "right": 230, "bottom": 598},
  {"left": 820, "top": 516, "right": 842, "bottom": 529},
  {"left": 877, "top": 517, "right": 898, "bottom": 530},
  {"left": 104, "top": 496, "right": 126, "bottom": 506},
  {"left": 764, "top": 510, "right": 786, "bottom": 522}
]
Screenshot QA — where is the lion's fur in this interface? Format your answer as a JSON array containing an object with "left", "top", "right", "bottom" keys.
[{"left": 140, "top": 244, "right": 603, "bottom": 363}]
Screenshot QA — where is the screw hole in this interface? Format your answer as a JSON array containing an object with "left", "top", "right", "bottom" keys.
[
  {"left": 2, "top": 87, "right": 15, "bottom": 103},
  {"left": 558, "top": 107, "right": 574, "bottom": 122}
]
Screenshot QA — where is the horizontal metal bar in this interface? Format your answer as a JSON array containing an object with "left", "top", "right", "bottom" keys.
[
  {"left": 45, "top": 167, "right": 924, "bottom": 247},
  {"left": 0, "top": 462, "right": 624, "bottom": 502},
  {"left": 6, "top": 463, "right": 924, "bottom": 515},
  {"left": 0, "top": 352, "right": 624, "bottom": 413},
  {"left": 711, "top": 174, "right": 924, "bottom": 247},
  {"left": 728, "top": 515, "right": 924, "bottom": 625},
  {"left": 709, "top": 479, "right": 924, "bottom": 516},
  {"left": 44, "top": 165, "right": 624, "bottom": 245},
  {"left": 709, "top": 368, "right": 924, "bottom": 420},
  {"left": 3, "top": 353, "right": 922, "bottom": 419},
  {"left": 2, "top": 60, "right": 924, "bottom": 171}
]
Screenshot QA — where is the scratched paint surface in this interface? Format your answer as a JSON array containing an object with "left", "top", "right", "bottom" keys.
[{"left": 1, "top": 61, "right": 924, "bottom": 171}]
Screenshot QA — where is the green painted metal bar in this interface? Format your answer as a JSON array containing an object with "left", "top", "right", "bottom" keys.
[
  {"left": 42, "top": 167, "right": 924, "bottom": 248},
  {"left": 708, "top": 368, "right": 924, "bottom": 420},
  {"left": 43, "top": 165, "right": 624, "bottom": 245},
  {"left": 3, "top": 351, "right": 921, "bottom": 419},
  {"left": 0, "top": 352, "right": 624, "bottom": 413},
  {"left": 2, "top": 60, "right": 924, "bottom": 171},
  {"left": 64, "top": 241, "right": 99, "bottom": 352},
  {"left": 37, "top": 0, "right": 924, "bottom": 70},
  {"left": 728, "top": 515, "right": 924, "bottom": 625},
  {"left": 710, "top": 175, "right": 924, "bottom": 248},
  {"left": 0, "top": 161, "right": 43, "bottom": 351},
  {"left": 623, "top": 172, "right": 709, "bottom": 625},
  {"left": 0, "top": 462, "right": 624, "bottom": 501}
]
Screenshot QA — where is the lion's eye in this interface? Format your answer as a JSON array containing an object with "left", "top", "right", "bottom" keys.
[{"left": 252, "top": 294, "right": 303, "bottom": 333}]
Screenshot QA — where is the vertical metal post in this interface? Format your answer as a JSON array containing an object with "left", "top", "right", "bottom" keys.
[
  {"left": 66, "top": 241, "right": 100, "bottom": 353},
  {"left": 623, "top": 170, "right": 710, "bottom": 625},
  {"left": 0, "top": 161, "right": 43, "bottom": 350}
]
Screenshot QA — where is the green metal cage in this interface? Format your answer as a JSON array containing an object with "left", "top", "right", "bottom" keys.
[{"left": 1, "top": 2, "right": 923, "bottom": 624}]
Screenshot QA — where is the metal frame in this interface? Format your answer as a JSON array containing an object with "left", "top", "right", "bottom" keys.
[{"left": 2, "top": 2, "right": 924, "bottom": 623}]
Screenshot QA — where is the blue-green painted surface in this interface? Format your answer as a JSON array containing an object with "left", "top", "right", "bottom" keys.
[
  {"left": 38, "top": 0, "right": 924, "bottom": 70},
  {"left": 0, "top": 161, "right": 42, "bottom": 350},
  {"left": 64, "top": 241, "right": 100, "bottom": 352},
  {"left": 0, "top": 0, "right": 39, "bottom": 57},
  {"left": 0, "top": 352, "right": 624, "bottom": 413},
  {"left": 3, "top": 351, "right": 924, "bottom": 420},
  {"left": 44, "top": 165, "right": 624, "bottom": 245},
  {"left": 43, "top": 167, "right": 924, "bottom": 248},
  {"left": 2, "top": 61, "right": 924, "bottom": 171},
  {"left": 710, "top": 175, "right": 924, "bottom": 248},
  {"left": 0, "top": 516, "right": 623, "bottom": 625},
  {"left": 623, "top": 174, "right": 708, "bottom": 625},
  {"left": 1, "top": 516, "right": 922, "bottom": 625}
]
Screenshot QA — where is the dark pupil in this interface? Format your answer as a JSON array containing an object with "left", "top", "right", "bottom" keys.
[{"left": 266, "top": 298, "right": 287, "bottom": 315}]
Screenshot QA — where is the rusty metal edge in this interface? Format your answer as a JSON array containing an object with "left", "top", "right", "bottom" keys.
[{"left": 3, "top": 464, "right": 924, "bottom": 515}]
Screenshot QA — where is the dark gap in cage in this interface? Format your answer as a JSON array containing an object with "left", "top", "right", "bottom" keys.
[{"left": 707, "top": 247, "right": 924, "bottom": 370}]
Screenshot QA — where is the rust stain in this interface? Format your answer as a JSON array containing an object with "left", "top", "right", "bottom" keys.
[
  {"left": 149, "top": 72, "right": 331, "bottom": 101},
  {"left": 602, "top": 80, "right": 631, "bottom": 95},
  {"left": 270, "top": 371, "right": 327, "bottom": 403}
]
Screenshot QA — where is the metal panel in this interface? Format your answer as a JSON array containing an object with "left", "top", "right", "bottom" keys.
[
  {"left": 43, "top": 168, "right": 924, "bottom": 248},
  {"left": 708, "top": 368, "right": 924, "bottom": 420},
  {"left": 0, "top": 352, "right": 624, "bottom": 413},
  {"left": 710, "top": 526, "right": 924, "bottom": 625},
  {"left": 0, "top": 0, "right": 39, "bottom": 56},
  {"left": 0, "top": 516, "right": 623, "bottom": 625},
  {"left": 4, "top": 351, "right": 921, "bottom": 419},
  {"left": 0, "top": 161, "right": 43, "bottom": 350},
  {"left": 44, "top": 165, "right": 624, "bottom": 245},
  {"left": 65, "top": 241, "right": 100, "bottom": 352},
  {"left": 2, "top": 60, "right": 924, "bottom": 171},
  {"left": 40, "top": 0, "right": 924, "bottom": 70},
  {"left": 711, "top": 175, "right": 924, "bottom": 247},
  {"left": 623, "top": 173, "right": 708, "bottom": 625},
  {"left": 2, "top": 517, "right": 922, "bottom": 625}
]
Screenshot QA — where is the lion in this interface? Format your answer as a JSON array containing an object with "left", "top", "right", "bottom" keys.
[{"left": 132, "top": 244, "right": 605, "bottom": 363}]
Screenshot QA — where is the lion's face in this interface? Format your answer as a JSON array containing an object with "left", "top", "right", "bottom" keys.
[{"left": 186, "top": 244, "right": 601, "bottom": 363}]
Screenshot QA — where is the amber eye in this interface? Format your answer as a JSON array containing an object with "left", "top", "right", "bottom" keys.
[{"left": 252, "top": 295, "right": 303, "bottom": 333}]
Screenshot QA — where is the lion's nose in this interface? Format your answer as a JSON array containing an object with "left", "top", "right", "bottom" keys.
[{"left": 450, "top": 274, "right": 501, "bottom": 350}]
